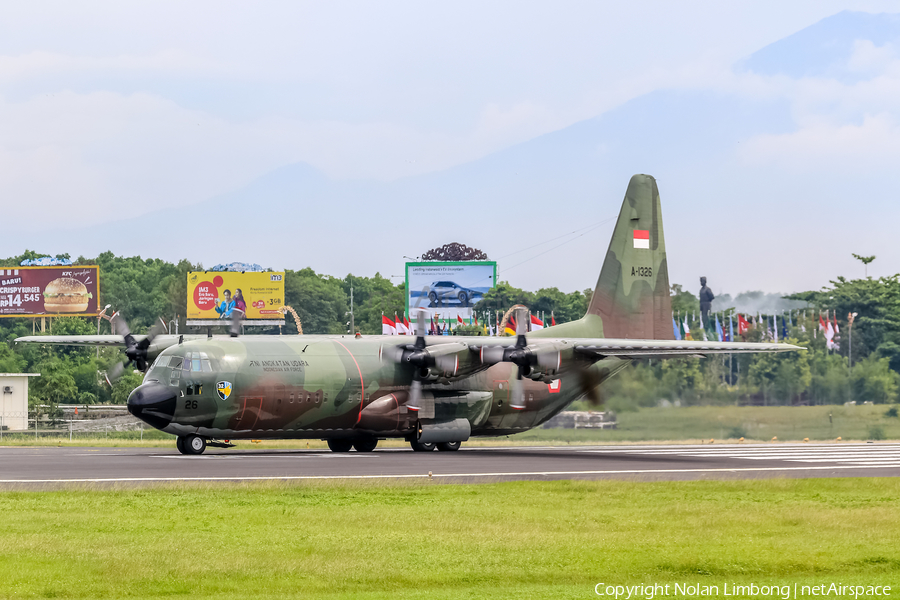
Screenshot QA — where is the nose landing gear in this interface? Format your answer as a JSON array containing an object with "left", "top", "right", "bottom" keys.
[{"left": 177, "top": 434, "right": 207, "bottom": 455}]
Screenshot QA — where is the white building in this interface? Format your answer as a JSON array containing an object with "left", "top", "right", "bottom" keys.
[{"left": 0, "top": 373, "right": 40, "bottom": 431}]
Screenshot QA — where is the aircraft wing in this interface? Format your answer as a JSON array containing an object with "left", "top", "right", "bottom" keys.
[
  {"left": 571, "top": 338, "right": 802, "bottom": 359},
  {"left": 15, "top": 335, "right": 135, "bottom": 347}
]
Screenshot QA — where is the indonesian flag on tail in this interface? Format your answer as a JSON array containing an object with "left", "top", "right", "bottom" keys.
[
  {"left": 382, "top": 314, "right": 396, "bottom": 335},
  {"left": 530, "top": 314, "right": 544, "bottom": 330},
  {"left": 633, "top": 229, "right": 650, "bottom": 249}
]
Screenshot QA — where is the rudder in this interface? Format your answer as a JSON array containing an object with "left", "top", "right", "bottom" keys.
[{"left": 586, "top": 174, "right": 673, "bottom": 340}]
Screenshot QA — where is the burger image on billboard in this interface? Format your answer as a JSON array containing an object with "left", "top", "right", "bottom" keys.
[{"left": 43, "top": 278, "right": 93, "bottom": 313}]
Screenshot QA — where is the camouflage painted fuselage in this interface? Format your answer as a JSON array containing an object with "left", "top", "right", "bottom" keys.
[{"left": 139, "top": 331, "right": 627, "bottom": 440}]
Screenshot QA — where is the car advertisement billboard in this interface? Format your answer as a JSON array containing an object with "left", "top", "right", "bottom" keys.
[
  {"left": 406, "top": 261, "right": 497, "bottom": 325},
  {"left": 0, "top": 266, "right": 100, "bottom": 318},
  {"left": 187, "top": 272, "right": 285, "bottom": 320}
]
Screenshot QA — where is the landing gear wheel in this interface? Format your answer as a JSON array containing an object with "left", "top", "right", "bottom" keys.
[
  {"left": 410, "top": 440, "right": 436, "bottom": 452},
  {"left": 353, "top": 439, "right": 378, "bottom": 452},
  {"left": 176, "top": 436, "right": 188, "bottom": 455},
  {"left": 436, "top": 441, "right": 461, "bottom": 452},
  {"left": 184, "top": 434, "right": 206, "bottom": 455},
  {"left": 327, "top": 439, "right": 353, "bottom": 453}
]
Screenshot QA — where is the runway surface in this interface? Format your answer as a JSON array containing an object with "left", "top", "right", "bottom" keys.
[{"left": 1, "top": 442, "right": 899, "bottom": 488}]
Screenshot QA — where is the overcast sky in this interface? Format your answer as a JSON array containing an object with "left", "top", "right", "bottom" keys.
[{"left": 2, "top": 1, "right": 898, "bottom": 295}]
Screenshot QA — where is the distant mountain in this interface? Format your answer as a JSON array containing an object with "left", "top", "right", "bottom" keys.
[
  {"left": 6, "top": 11, "right": 899, "bottom": 295},
  {"left": 738, "top": 10, "right": 900, "bottom": 80}
]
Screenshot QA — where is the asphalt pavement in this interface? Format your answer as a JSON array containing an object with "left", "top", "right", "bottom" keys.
[{"left": 0, "top": 442, "right": 899, "bottom": 488}]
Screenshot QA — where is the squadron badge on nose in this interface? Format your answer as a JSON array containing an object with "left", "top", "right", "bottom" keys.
[{"left": 216, "top": 381, "right": 233, "bottom": 401}]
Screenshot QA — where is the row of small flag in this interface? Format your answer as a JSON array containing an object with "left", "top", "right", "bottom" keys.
[
  {"left": 672, "top": 309, "right": 843, "bottom": 349},
  {"left": 381, "top": 311, "right": 558, "bottom": 336}
]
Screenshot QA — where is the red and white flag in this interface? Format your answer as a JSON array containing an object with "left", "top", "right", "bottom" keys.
[
  {"left": 551, "top": 312, "right": 556, "bottom": 326},
  {"left": 404, "top": 314, "right": 411, "bottom": 334},
  {"left": 382, "top": 314, "right": 396, "bottom": 335},
  {"left": 530, "top": 314, "right": 544, "bottom": 330},
  {"left": 738, "top": 314, "right": 750, "bottom": 335},
  {"left": 457, "top": 314, "right": 465, "bottom": 325},
  {"left": 395, "top": 313, "right": 409, "bottom": 335},
  {"left": 633, "top": 229, "right": 650, "bottom": 249}
]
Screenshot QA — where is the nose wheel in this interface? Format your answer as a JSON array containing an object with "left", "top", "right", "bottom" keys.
[{"left": 177, "top": 435, "right": 207, "bottom": 455}]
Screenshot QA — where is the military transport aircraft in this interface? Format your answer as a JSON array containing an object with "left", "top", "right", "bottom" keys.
[{"left": 17, "top": 174, "right": 800, "bottom": 455}]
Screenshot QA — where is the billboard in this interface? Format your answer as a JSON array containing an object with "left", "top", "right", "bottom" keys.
[
  {"left": 406, "top": 261, "right": 497, "bottom": 324},
  {"left": 0, "top": 266, "right": 100, "bottom": 318},
  {"left": 187, "top": 272, "right": 285, "bottom": 320}
]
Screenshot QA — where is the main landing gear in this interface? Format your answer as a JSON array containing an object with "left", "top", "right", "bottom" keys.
[
  {"left": 326, "top": 439, "right": 379, "bottom": 452},
  {"left": 409, "top": 440, "right": 461, "bottom": 452}
]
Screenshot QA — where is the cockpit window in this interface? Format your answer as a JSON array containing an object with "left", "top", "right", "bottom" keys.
[
  {"left": 181, "top": 352, "right": 215, "bottom": 372},
  {"left": 169, "top": 357, "right": 183, "bottom": 370}
]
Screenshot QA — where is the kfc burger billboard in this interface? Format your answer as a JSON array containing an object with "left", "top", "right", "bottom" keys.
[{"left": 0, "top": 266, "right": 100, "bottom": 317}]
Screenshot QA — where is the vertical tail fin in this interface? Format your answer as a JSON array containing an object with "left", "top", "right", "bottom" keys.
[{"left": 587, "top": 174, "right": 673, "bottom": 340}]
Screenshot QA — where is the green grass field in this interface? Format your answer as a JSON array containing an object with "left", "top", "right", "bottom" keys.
[
  {"left": 515, "top": 404, "right": 900, "bottom": 443},
  {"left": 2, "top": 404, "right": 898, "bottom": 448},
  {"left": 0, "top": 479, "right": 897, "bottom": 599}
]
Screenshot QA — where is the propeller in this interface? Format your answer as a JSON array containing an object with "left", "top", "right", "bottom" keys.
[
  {"left": 480, "top": 307, "right": 561, "bottom": 410},
  {"left": 381, "top": 309, "right": 463, "bottom": 412},
  {"left": 106, "top": 314, "right": 167, "bottom": 383}
]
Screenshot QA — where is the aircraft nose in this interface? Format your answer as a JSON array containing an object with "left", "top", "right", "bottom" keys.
[{"left": 127, "top": 383, "right": 178, "bottom": 430}]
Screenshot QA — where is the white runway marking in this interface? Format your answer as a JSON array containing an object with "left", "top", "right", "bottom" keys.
[
  {"left": 0, "top": 463, "right": 896, "bottom": 485},
  {"left": 150, "top": 453, "right": 378, "bottom": 460},
  {"left": 579, "top": 444, "right": 900, "bottom": 466}
]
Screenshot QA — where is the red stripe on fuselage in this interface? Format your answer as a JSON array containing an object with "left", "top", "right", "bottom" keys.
[{"left": 334, "top": 340, "right": 366, "bottom": 425}]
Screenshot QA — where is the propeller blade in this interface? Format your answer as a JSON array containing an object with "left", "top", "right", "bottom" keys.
[
  {"left": 407, "top": 379, "right": 423, "bottom": 412},
  {"left": 138, "top": 318, "right": 167, "bottom": 351},
  {"left": 579, "top": 368, "right": 605, "bottom": 406},
  {"left": 413, "top": 309, "right": 428, "bottom": 337},
  {"left": 509, "top": 369, "right": 526, "bottom": 410},
  {"left": 230, "top": 307, "right": 244, "bottom": 337},
  {"left": 515, "top": 308, "right": 528, "bottom": 336},
  {"left": 107, "top": 361, "right": 127, "bottom": 384},
  {"left": 111, "top": 312, "right": 131, "bottom": 339}
]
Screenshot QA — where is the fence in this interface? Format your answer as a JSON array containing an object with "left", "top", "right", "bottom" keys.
[{"left": 0, "top": 405, "right": 156, "bottom": 441}]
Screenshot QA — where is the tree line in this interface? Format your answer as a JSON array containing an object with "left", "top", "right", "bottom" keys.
[{"left": 1, "top": 250, "right": 897, "bottom": 409}]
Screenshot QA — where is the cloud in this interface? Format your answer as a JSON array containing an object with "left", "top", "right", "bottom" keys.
[{"left": 738, "top": 112, "right": 900, "bottom": 172}]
